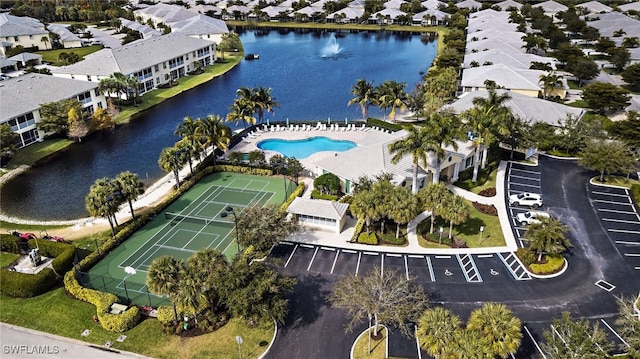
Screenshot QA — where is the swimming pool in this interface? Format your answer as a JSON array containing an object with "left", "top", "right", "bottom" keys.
[{"left": 257, "top": 137, "right": 357, "bottom": 159}]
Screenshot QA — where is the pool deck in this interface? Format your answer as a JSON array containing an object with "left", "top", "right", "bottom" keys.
[{"left": 229, "top": 124, "right": 401, "bottom": 169}]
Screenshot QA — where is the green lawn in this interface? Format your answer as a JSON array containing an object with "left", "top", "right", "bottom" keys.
[
  {"left": 0, "top": 288, "right": 272, "bottom": 359},
  {"left": 35, "top": 45, "right": 103, "bottom": 66},
  {"left": 115, "top": 53, "right": 243, "bottom": 123},
  {"left": 567, "top": 80, "right": 584, "bottom": 90},
  {"left": 593, "top": 175, "right": 640, "bottom": 188},
  {"left": 566, "top": 99, "right": 591, "bottom": 109},
  {"left": 352, "top": 326, "right": 387, "bottom": 359},
  {"left": 0, "top": 252, "right": 20, "bottom": 267},
  {"left": 417, "top": 201, "right": 505, "bottom": 248},
  {"left": 7, "top": 138, "right": 74, "bottom": 168}
]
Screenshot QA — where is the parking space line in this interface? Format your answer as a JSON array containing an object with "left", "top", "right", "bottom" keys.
[
  {"left": 592, "top": 191, "right": 628, "bottom": 197},
  {"left": 408, "top": 255, "right": 423, "bottom": 258},
  {"left": 617, "top": 240, "right": 640, "bottom": 245},
  {"left": 320, "top": 246, "right": 336, "bottom": 251},
  {"left": 600, "top": 319, "right": 629, "bottom": 348},
  {"left": 426, "top": 256, "right": 435, "bottom": 282},
  {"left": 608, "top": 229, "right": 640, "bottom": 234},
  {"left": 595, "top": 280, "right": 616, "bottom": 292},
  {"left": 279, "top": 241, "right": 295, "bottom": 246},
  {"left": 284, "top": 244, "right": 298, "bottom": 268},
  {"left": 342, "top": 249, "right": 357, "bottom": 254},
  {"left": 355, "top": 252, "right": 362, "bottom": 276},
  {"left": 435, "top": 255, "right": 451, "bottom": 259},
  {"left": 510, "top": 168, "right": 540, "bottom": 175},
  {"left": 635, "top": 267, "right": 640, "bottom": 270},
  {"left": 386, "top": 253, "right": 402, "bottom": 257},
  {"left": 456, "top": 254, "right": 482, "bottom": 282},
  {"left": 330, "top": 250, "right": 340, "bottom": 274},
  {"left": 603, "top": 218, "right": 640, "bottom": 225},
  {"left": 509, "top": 174, "right": 540, "bottom": 181},
  {"left": 523, "top": 325, "right": 546, "bottom": 359},
  {"left": 509, "top": 182, "right": 540, "bottom": 189},
  {"left": 594, "top": 199, "right": 633, "bottom": 205},
  {"left": 363, "top": 251, "right": 379, "bottom": 256},
  {"left": 381, "top": 254, "right": 384, "bottom": 277},
  {"left": 477, "top": 254, "right": 493, "bottom": 258},
  {"left": 599, "top": 208, "right": 638, "bottom": 215},
  {"left": 299, "top": 244, "right": 314, "bottom": 248},
  {"left": 307, "top": 247, "right": 319, "bottom": 271},
  {"left": 624, "top": 253, "right": 640, "bottom": 257}
]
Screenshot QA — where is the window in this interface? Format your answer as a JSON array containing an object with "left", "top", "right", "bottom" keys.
[
  {"left": 155, "top": 65, "right": 159, "bottom": 72},
  {"left": 14, "top": 36, "right": 18, "bottom": 42},
  {"left": 8, "top": 113, "right": 36, "bottom": 131},
  {"left": 87, "top": 75, "right": 91, "bottom": 81},
  {"left": 465, "top": 156, "right": 473, "bottom": 169},
  {"left": 21, "top": 129, "right": 39, "bottom": 147},
  {"left": 197, "top": 47, "right": 210, "bottom": 57},
  {"left": 77, "top": 91, "right": 92, "bottom": 105},
  {"left": 97, "top": 102, "right": 103, "bottom": 109},
  {"left": 95, "top": 89, "right": 100, "bottom": 97},
  {"left": 168, "top": 56, "right": 184, "bottom": 69}
]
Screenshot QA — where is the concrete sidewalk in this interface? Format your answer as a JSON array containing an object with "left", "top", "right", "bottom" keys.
[{"left": 289, "top": 161, "right": 518, "bottom": 255}]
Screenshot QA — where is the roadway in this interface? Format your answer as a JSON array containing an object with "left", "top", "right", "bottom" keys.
[{"left": 265, "top": 156, "right": 640, "bottom": 359}]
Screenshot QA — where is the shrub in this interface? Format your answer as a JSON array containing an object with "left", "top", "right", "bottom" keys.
[
  {"left": 351, "top": 218, "right": 365, "bottom": 243},
  {"left": 311, "top": 190, "right": 339, "bottom": 201},
  {"left": 157, "top": 305, "right": 176, "bottom": 327},
  {"left": 0, "top": 269, "right": 57, "bottom": 297},
  {"left": 357, "top": 232, "right": 378, "bottom": 245},
  {"left": 529, "top": 254, "right": 565, "bottom": 275},
  {"left": 472, "top": 202, "right": 498, "bottom": 216},
  {"left": 27, "top": 240, "right": 76, "bottom": 275},
  {"left": 365, "top": 118, "right": 403, "bottom": 132},
  {"left": 280, "top": 182, "right": 305, "bottom": 212},
  {"left": 380, "top": 233, "right": 406, "bottom": 245},
  {"left": 0, "top": 234, "right": 22, "bottom": 253},
  {"left": 314, "top": 173, "right": 341, "bottom": 195},
  {"left": 515, "top": 248, "right": 536, "bottom": 266},
  {"left": 631, "top": 184, "right": 640, "bottom": 206}
]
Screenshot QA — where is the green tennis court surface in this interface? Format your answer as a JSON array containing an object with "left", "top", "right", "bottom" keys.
[{"left": 81, "top": 172, "right": 292, "bottom": 306}]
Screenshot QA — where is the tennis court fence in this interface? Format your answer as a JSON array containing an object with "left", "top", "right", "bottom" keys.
[
  {"left": 76, "top": 270, "right": 171, "bottom": 307},
  {"left": 165, "top": 212, "right": 234, "bottom": 227}
]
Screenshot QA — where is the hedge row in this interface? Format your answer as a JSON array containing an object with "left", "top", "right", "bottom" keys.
[
  {"left": 63, "top": 165, "right": 278, "bottom": 332},
  {"left": 529, "top": 254, "right": 565, "bottom": 275},
  {"left": 64, "top": 272, "right": 140, "bottom": 332},
  {"left": 365, "top": 118, "right": 403, "bottom": 132},
  {"left": 280, "top": 182, "right": 306, "bottom": 212},
  {"left": 0, "top": 234, "right": 24, "bottom": 253},
  {"left": 350, "top": 218, "right": 366, "bottom": 243},
  {"left": 0, "top": 269, "right": 57, "bottom": 298},
  {"left": 310, "top": 190, "right": 339, "bottom": 201},
  {"left": 631, "top": 184, "right": 640, "bottom": 207}
]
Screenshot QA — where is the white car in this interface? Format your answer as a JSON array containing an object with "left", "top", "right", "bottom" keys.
[
  {"left": 516, "top": 211, "right": 550, "bottom": 226},
  {"left": 509, "top": 192, "right": 543, "bottom": 208}
]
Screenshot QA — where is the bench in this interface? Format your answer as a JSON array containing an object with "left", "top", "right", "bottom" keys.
[{"left": 109, "top": 303, "right": 128, "bottom": 315}]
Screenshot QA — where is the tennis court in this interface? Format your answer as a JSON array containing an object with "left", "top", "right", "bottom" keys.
[{"left": 81, "top": 172, "right": 292, "bottom": 306}]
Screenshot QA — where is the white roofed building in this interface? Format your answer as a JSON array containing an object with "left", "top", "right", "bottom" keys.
[
  {"left": 0, "top": 74, "right": 107, "bottom": 147},
  {"left": 0, "top": 13, "right": 49, "bottom": 51},
  {"left": 47, "top": 24, "right": 83, "bottom": 48},
  {"left": 577, "top": 1, "right": 612, "bottom": 14},
  {"left": 287, "top": 197, "right": 350, "bottom": 233}
]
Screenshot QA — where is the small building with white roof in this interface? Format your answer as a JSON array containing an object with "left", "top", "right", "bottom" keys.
[
  {"left": 0, "top": 13, "right": 49, "bottom": 51},
  {"left": 287, "top": 197, "right": 350, "bottom": 233},
  {"left": 47, "top": 24, "right": 83, "bottom": 48}
]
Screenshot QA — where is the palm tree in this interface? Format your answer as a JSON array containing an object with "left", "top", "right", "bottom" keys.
[
  {"left": 416, "top": 306, "right": 463, "bottom": 359},
  {"left": 176, "top": 138, "right": 200, "bottom": 175},
  {"left": 417, "top": 182, "right": 449, "bottom": 234},
  {"left": 174, "top": 266, "right": 205, "bottom": 327},
  {"left": 350, "top": 189, "right": 382, "bottom": 234},
  {"left": 115, "top": 171, "right": 145, "bottom": 220},
  {"left": 388, "top": 126, "right": 439, "bottom": 194},
  {"left": 538, "top": 72, "right": 564, "bottom": 100},
  {"left": 175, "top": 116, "right": 200, "bottom": 150},
  {"left": 85, "top": 177, "right": 121, "bottom": 236},
  {"left": 425, "top": 109, "right": 464, "bottom": 183},
  {"left": 126, "top": 75, "right": 141, "bottom": 106},
  {"left": 227, "top": 97, "right": 256, "bottom": 129},
  {"left": 348, "top": 78, "right": 377, "bottom": 120},
  {"left": 146, "top": 256, "right": 185, "bottom": 322},
  {"left": 188, "top": 249, "right": 230, "bottom": 313},
  {"left": 464, "top": 89, "right": 512, "bottom": 181},
  {"left": 378, "top": 80, "right": 408, "bottom": 122},
  {"left": 195, "top": 114, "right": 232, "bottom": 161},
  {"left": 41, "top": 36, "right": 49, "bottom": 50},
  {"left": 440, "top": 194, "right": 470, "bottom": 241},
  {"left": 525, "top": 217, "right": 571, "bottom": 263},
  {"left": 111, "top": 72, "right": 130, "bottom": 100},
  {"left": 467, "top": 302, "right": 523, "bottom": 359},
  {"left": 158, "top": 146, "right": 187, "bottom": 188},
  {"left": 253, "top": 86, "right": 279, "bottom": 124},
  {"left": 386, "top": 186, "right": 420, "bottom": 239}
]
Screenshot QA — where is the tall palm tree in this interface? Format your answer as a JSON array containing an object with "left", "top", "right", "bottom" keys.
[
  {"left": 425, "top": 109, "right": 464, "bottom": 183},
  {"left": 416, "top": 306, "right": 463, "bottom": 359},
  {"left": 146, "top": 256, "right": 184, "bottom": 322},
  {"left": 196, "top": 114, "right": 231, "bottom": 161},
  {"left": 158, "top": 146, "right": 187, "bottom": 188},
  {"left": 417, "top": 182, "right": 449, "bottom": 234},
  {"left": 388, "top": 126, "right": 439, "bottom": 194},
  {"left": 378, "top": 80, "right": 408, "bottom": 122},
  {"left": 526, "top": 217, "right": 571, "bottom": 263},
  {"left": 175, "top": 116, "right": 200, "bottom": 153},
  {"left": 85, "top": 177, "right": 121, "bottom": 237},
  {"left": 467, "top": 302, "right": 523, "bottom": 359},
  {"left": 253, "top": 86, "right": 279, "bottom": 124},
  {"left": 41, "top": 36, "right": 49, "bottom": 50},
  {"left": 176, "top": 138, "right": 201, "bottom": 175},
  {"left": 347, "top": 78, "right": 377, "bottom": 120},
  {"left": 188, "top": 249, "right": 230, "bottom": 313},
  {"left": 350, "top": 189, "right": 382, "bottom": 234},
  {"left": 227, "top": 97, "right": 256, "bottom": 129},
  {"left": 174, "top": 266, "right": 205, "bottom": 327},
  {"left": 115, "top": 171, "right": 145, "bottom": 220},
  {"left": 464, "top": 89, "right": 512, "bottom": 181},
  {"left": 538, "top": 72, "right": 564, "bottom": 100},
  {"left": 440, "top": 194, "right": 470, "bottom": 241},
  {"left": 126, "top": 75, "right": 141, "bottom": 106}
]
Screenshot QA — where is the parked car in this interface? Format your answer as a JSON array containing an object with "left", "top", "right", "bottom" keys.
[
  {"left": 509, "top": 192, "right": 543, "bottom": 208},
  {"left": 516, "top": 211, "right": 550, "bottom": 226}
]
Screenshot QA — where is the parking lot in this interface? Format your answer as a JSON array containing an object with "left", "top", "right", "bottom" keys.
[
  {"left": 588, "top": 184, "right": 640, "bottom": 271},
  {"left": 505, "top": 162, "right": 544, "bottom": 247},
  {"left": 269, "top": 242, "right": 532, "bottom": 283}
]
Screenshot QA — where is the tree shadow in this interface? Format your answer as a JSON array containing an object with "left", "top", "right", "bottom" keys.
[{"left": 283, "top": 274, "right": 330, "bottom": 330}]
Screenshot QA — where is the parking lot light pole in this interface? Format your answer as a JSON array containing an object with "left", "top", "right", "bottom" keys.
[
  {"left": 479, "top": 226, "right": 485, "bottom": 244},
  {"left": 221, "top": 206, "right": 240, "bottom": 253}
]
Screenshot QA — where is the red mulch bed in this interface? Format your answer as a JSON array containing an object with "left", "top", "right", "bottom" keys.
[
  {"left": 472, "top": 202, "right": 498, "bottom": 216},
  {"left": 478, "top": 187, "right": 496, "bottom": 197}
]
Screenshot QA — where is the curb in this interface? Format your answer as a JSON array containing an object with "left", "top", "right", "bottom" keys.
[
  {"left": 257, "top": 320, "right": 278, "bottom": 359},
  {"left": 527, "top": 256, "right": 569, "bottom": 279},
  {"left": 350, "top": 325, "right": 388, "bottom": 359}
]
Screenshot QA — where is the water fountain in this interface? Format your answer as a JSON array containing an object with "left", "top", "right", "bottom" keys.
[{"left": 321, "top": 33, "right": 342, "bottom": 58}]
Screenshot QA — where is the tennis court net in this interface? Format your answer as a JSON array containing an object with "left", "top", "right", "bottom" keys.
[{"left": 165, "top": 212, "right": 233, "bottom": 227}]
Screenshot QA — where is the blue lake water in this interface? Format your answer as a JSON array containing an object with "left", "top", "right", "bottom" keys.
[
  {"left": 1, "top": 28, "right": 437, "bottom": 220},
  {"left": 257, "top": 137, "right": 357, "bottom": 159}
]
